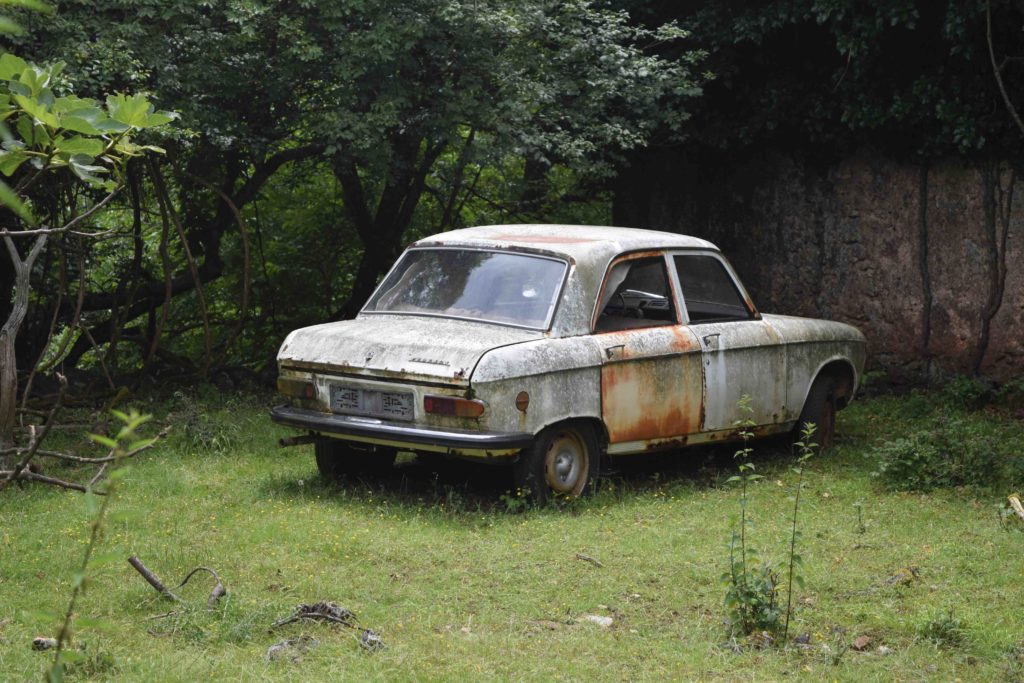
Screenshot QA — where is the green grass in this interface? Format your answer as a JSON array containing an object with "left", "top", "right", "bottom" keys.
[{"left": 2, "top": 389, "right": 1024, "bottom": 681}]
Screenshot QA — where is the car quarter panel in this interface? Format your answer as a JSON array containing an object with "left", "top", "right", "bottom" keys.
[
  {"left": 762, "top": 314, "right": 868, "bottom": 420},
  {"left": 471, "top": 336, "right": 604, "bottom": 436}
]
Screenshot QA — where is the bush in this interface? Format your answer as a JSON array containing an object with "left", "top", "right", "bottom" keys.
[
  {"left": 939, "top": 376, "right": 991, "bottom": 410},
  {"left": 873, "top": 417, "right": 1018, "bottom": 492}
]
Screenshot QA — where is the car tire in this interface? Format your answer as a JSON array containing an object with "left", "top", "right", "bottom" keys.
[
  {"left": 795, "top": 375, "right": 837, "bottom": 452},
  {"left": 314, "top": 438, "right": 397, "bottom": 481},
  {"left": 513, "top": 422, "right": 599, "bottom": 505}
]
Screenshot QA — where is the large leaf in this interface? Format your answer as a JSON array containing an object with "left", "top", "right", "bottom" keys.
[
  {"left": 107, "top": 93, "right": 151, "bottom": 128},
  {"left": 15, "top": 112, "right": 33, "bottom": 145},
  {"left": 60, "top": 106, "right": 105, "bottom": 135},
  {"left": 0, "top": 148, "right": 27, "bottom": 175},
  {"left": 0, "top": 53, "right": 27, "bottom": 80},
  {"left": 68, "top": 153, "right": 107, "bottom": 184},
  {"left": 14, "top": 93, "right": 58, "bottom": 127},
  {"left": 55, "top": 135, "right": 104, "bottom": 157}
]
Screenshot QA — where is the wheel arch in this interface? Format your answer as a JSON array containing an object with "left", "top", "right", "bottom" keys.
[
  {"left": 522, "top": 415, "right": 609, "bottom": 453},
  {"left": 795, "top": 357, "right": 858, "bottom": 416}
]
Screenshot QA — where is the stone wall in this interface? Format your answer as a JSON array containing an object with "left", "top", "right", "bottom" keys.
[{"left": 613, "top": 151, "right": 1023, "bottom": 382}]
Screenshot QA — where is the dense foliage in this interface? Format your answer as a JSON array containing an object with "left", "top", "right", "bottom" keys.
[
  {"left": 618, "top": 0, "right": 1024, "bottom": 160},
  {"left": 3, "top": 0, "right": 1023, "bottom": 389},
  {"left": 3, "top": 0, "right": 704, "bottom": 379}
]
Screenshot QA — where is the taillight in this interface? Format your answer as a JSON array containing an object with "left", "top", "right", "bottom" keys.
[
  {"left": 423, "top": 395, "right": 486, "bottom": 418},
  {"left": 278, "top": 377, "right": 316, "bottom": 399}
]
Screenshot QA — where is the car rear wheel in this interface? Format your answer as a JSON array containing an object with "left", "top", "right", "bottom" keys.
[
  {"left": 314, "top": 438, "right": 397, "bottom": 481},
  {"left": 513, "top": 422, "right": 599, "bottom": 505},
  {"left": 795, "top": 375, "right": 837, "bottom": 452}
]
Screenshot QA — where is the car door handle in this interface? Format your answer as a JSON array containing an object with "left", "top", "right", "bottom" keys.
[
  {"left": 702, "top": 333, "right": 720, "bottom": 345},
  {"left": 604, "top": 344, "right": 625, "bottom": 359}
]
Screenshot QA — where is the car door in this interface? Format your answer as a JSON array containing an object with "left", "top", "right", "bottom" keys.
[
  {"left": 671, "top": 252, "right": 787, "bottom": 432},
  {"left": 594, "top": 253, "right": 704, "bottom": 453}
]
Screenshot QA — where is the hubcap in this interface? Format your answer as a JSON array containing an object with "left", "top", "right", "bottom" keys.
[{"left": 545, "top": 431, "right": 588, "bottom": 495}]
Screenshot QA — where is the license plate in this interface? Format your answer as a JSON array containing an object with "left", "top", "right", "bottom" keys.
[{"left": 329, "top": 385, "right": 414, "bottom": 421}]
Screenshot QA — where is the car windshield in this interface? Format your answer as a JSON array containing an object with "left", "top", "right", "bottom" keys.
[{"left": 363, "top": 248, "right": 567, "bottom": 329}]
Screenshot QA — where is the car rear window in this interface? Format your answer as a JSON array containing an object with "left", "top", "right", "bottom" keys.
[{"left": 363, "top": 248, "right": 567, "bottom": 330}]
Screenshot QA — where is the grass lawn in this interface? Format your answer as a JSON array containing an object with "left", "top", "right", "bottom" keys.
[{"left": 1, "top": 389, "right": 1023, "bottom": 681}]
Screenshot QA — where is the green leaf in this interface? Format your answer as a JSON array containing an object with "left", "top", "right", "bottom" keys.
[
  {"left": 55, "top": 135, "right": 104, "bottom": 157},
  {"left": 0, "top": 54, "right": 27, "bottom": 80},
  {"left": 14, "top": 93, "right": 58, "bottom": 127},
  {"left": 57, "top": 650, "right": 86, "bottom": 664},
  {"left": 68, "top": 153, "right": 108, "bottom": 184},
  {"left": 14, "top": 111, "right": 33, "bottom": 144},
  {"left": 7, "top": 78, "right": 30, "bottom": 97},
  {"left": 107, "top": 93, "right": 152, "bottom": 128},
  {"left": 47, "top": 662, "right": 64, "bottom": 683},
  {"left": 88, "top": 434, "right": 118, "bottom": 449},
  {"left": 0, "top": 177, "right": 35, "bottom": 224},
  {"left": 0, "top": 148, "right": 26, "bottom": 175},
  {"left": 127, "top": 437, "right": 156, "bottom": 451},
  {"left": 0, "top": 17, "right": 24, "bottom": 35},
  {"left": 59, "top": 105, "right": 105, "bottom": 135},
  {"left": 794, "top": 574, "right": 806, "bottom": 589},
  {"left": 71, "top": 571, "right": 86, "bottom": 589}
]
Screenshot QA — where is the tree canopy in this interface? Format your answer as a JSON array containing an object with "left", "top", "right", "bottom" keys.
[{"left": 3, "top": 0, "right": 705, "bottom": 380}]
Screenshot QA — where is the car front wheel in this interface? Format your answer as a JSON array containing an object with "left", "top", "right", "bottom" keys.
[
  {"left": 513, "top": 422, "right": 599, "bottom": 505},
  {"left": 314, "top": 438, "right": 397, "bottom": 481}
]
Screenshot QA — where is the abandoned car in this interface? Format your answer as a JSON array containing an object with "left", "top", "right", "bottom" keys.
[{"left": 271, "top": 224, "right": 866, "bottom": 502}]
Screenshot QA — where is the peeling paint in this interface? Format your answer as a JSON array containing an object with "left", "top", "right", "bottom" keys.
[{"left": 273, "top": 225, "right": 867, "bottom": 463}]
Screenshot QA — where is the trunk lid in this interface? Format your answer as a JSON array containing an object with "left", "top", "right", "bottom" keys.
[{"left": 277, "top": 314, "right": 543, "bottom": 386}]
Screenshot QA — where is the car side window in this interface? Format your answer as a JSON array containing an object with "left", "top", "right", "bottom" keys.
[
  {"left": 674, "top": 254, "right": 753, "bottom": 323},
  {"left": 595, "top": 256, "right": 677, "bottom": 332}
]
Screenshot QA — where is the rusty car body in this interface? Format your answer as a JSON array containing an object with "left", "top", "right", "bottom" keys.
[{"left": 271, "top": 224, "right": 867, "bottom": 502}]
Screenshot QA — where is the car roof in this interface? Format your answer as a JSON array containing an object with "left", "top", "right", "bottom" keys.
[{"left": 412, "top": 224, "right": 718, "bottom": 262}]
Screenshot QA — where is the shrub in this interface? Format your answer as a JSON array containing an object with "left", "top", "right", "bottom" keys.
[
  {"left": 872, "top": 417, "right": 1018, "bottom": 492},
  {"left": 939, "top": 376, "right": 991, "bottom": 410}
]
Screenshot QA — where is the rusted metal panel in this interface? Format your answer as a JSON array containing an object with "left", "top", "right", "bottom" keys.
[
  {"left": 599, "top": 325, "right": 703, "bottom": 444},
  {"left": 274, "top": 224, "right": 868, "bottom": 463}
]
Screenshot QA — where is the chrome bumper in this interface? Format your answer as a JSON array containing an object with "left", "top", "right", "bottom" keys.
[{"left": 270, "top": 405, "right": 533, "bottom": 453}]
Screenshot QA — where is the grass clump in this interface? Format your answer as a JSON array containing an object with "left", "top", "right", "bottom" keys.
[{"left": 917, "top": 608, "right": 968, "bottom": 649}]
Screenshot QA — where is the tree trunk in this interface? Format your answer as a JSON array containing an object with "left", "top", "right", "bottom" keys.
[{"left": 1, "top": 235, "right": 48, "bottom": 464}]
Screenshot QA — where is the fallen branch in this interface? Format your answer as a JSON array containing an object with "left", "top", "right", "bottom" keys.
[
  {"left": 0, "top": 374, "right": 67, "bottom": 493},
  {"left": 575, "top": 552, "right": 604, "bottom": 568},
  {"left": 128, "top": 556, "right": 227, "bottom": 608},
  {"left": 175, "top": 566, "right": 226, "bottom": 608},
  {"left": 1, "top": 425, "right": 167, "bottom": 493},
  {"left": 0, "top": 469, "right": 92, "bottom": 493},
  {"left": 128, "top": 556, "right": 180, "bottom": 602}
]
